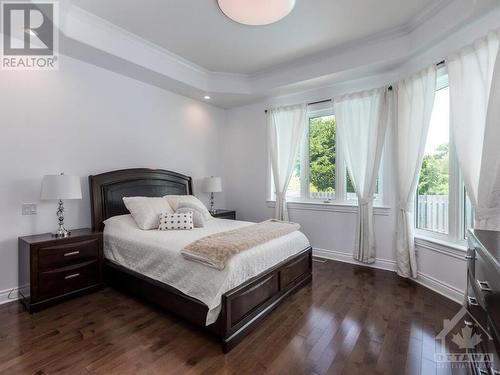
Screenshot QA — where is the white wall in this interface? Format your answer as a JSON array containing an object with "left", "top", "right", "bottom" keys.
[{"left": 0, "top": 55, "right": 226, "bottom": 302}]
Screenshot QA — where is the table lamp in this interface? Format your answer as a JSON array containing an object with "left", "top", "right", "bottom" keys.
[
  {"left": 202, "top": 176, "right": 222, "bottom": 214},
  {"left": 41, "top": 173, "right": 82, "bottom": 237}
]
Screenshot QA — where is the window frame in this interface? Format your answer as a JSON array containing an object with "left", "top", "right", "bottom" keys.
[
  {"left": 270, "top": 104, "right": 384, "bottom": 206},
  {"left": 414, "top": 69, "right": 468, "bottom": 246}
]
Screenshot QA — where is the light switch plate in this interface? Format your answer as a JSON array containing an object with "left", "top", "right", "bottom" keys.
[{"left": 22, "top": 203, "right": 37, "bottom": 215}]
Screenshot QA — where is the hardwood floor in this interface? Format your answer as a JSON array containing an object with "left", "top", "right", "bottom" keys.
[{"left": 0, "top": 260, "right": 471, "bottom": 374}]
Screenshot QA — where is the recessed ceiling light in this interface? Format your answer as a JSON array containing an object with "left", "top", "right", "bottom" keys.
[
  {"left": 218, "top": 0, "right": 295, "bottom": 26},
  {"left": 204, "top": 95, "right": 211, "bottom": 100}
]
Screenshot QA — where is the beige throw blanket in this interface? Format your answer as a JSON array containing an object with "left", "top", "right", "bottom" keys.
[{"left": 181, "top": 219, "right": 301, "bottom": 270}]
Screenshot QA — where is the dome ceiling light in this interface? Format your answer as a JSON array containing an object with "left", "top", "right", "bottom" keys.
[{"left": 217, "top": 0, "right": 296, "bottom": 26}]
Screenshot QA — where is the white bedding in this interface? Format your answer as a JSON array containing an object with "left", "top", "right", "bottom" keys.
[{"left": 103, "top": 214, "right": 310, "bottom": 325}]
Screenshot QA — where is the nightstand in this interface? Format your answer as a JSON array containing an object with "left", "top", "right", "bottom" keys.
[
  {"left": 211, "top": 209, "right": 236, "bottom": 220},
  {"left": 18, "top": 229, "right": 103, "bottom": 313}
]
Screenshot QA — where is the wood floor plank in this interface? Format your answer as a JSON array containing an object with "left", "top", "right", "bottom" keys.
[{"left": 0, "top": 260, "right": 472, "bottom": 375}]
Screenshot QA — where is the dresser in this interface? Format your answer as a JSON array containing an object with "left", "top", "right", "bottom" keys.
[
  {"left": 466, "top": 229, "right": 500, "bottom": 374},
  {"left": 18, "top": 229, "right": 103, "bottom": 312}
]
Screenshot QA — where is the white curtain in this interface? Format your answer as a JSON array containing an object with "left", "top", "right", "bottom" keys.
[
  {"left": 334, "top": 88, "right": 388, "bottom": 264},
  {"left": 447, "top": 31, "right": 500, "bottom": 230},
  {"left": 267, "top": 104, "right": 307, "bottom": 221},
  {"left": 394, "top": 66, "right": 437, "bottom": 278}
]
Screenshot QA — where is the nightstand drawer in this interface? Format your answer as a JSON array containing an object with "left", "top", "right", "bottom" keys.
[
  {"left": 38, "top": 238, "right": 99, "bottom": 270},
  {"left": 38, "top": 260, "right": 99, "bottom": 299}
]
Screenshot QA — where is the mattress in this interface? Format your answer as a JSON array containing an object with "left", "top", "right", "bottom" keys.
[{"left": 103, "top": 214, "right": 310, "bottom": 325}]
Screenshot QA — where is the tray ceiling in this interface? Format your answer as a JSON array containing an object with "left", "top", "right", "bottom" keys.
[{"left": 70, "top": 0, "right": 441, "bottom": 75}]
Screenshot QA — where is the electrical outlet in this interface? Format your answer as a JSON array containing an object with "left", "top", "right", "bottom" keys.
[{"left": 22, "top": 203, "right": 37, "bottom": 216}]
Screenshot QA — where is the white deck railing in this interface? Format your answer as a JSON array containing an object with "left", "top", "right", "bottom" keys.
[
  {"left": 309, "top": 191, "right": 336, "bottom": 200},
  {"left": 417, "top": 195, "right": 449, "bottom": 234}
]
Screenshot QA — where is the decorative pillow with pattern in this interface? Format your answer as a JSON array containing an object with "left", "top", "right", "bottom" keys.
[{"left": 158, "top": 212, "right": 194, "bottom": 230}]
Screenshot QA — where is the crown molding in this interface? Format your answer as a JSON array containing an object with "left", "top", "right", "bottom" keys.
[
  {"left": 55, "top": 0, "right": 499, "bottom": 108},
  {"left": 61, "top": 0, "right": 455, "bottom": 83},
  {"left": 65, "top": 5, "right": 210, "bottom": 75}
]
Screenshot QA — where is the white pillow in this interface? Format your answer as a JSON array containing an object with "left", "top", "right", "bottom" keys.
[
  {"left": 164, "top": 195, "right": 211, "bottom": 221},
  {"left": 158, "top": 212, "right": 193, "bottom": 230},
  {"left": 176, "top": 202, "right": 207, "bottom": 228},
  {"left": 122, "top": 197, "right": 174, "bottom": 230}
]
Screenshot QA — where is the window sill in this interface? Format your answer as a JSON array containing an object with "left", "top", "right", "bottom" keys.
[
  {"left": 414, "top": 235, "right": 467, "bottom": 260},
  {"left": 266, "top": 200, "right": 391, "bottom": 216}
]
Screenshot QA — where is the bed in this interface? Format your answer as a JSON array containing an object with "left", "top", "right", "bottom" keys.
[{"left": 89, "top": 168, "right": 312, "bottom": 352}]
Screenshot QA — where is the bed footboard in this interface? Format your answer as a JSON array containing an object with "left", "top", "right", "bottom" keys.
[{"left": 218, "top": 246, "right": 312, "bottom": 352}]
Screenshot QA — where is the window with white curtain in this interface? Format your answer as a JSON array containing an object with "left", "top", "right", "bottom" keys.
[
  {"left": 271, "top": 103, "right": 382, "bottom": 204},
  {"left": 415, "top": 72, "right": 474, "bottom": 243}
]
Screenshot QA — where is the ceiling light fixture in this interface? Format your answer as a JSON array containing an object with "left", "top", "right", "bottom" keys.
[
  {"left": 204, "top": 95, "right": 211, "bottom": 100},
  {"left": 217, "top": 0, "right": 295, "bottom": 26}
]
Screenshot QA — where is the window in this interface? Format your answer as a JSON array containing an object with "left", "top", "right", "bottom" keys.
[
  {"left": 308, "top": 115, "right": 336, "bottom": 200},
  {"left": 271, "top": 104, "right": 382, "bottom": 204},
  {"left": 416, "top": 85, "right": 450, "bottom": 234},
  {"left": 415, "top": 73, "right": 473, "bottom": 244}
]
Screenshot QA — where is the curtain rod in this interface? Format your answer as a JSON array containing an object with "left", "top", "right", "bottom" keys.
[{"left": 264, "top": 59, "right": 446, "bottom": 113}]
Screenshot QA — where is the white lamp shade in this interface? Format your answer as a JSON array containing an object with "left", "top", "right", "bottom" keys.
[
  {"left": 218, "top": 0, "right": 295, "bottom": 26},
  {"left": 41, "top": 174, "right": 82, "bottom": 200},
  {"left": 203, "top": 177, "right": 222, "bottom": 193}
]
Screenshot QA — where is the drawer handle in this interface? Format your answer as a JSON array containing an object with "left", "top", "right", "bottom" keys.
[
  {"left": 464, "top": 319, "right": 474, "bottom": 327},
  {"left": 64, "top": 251, "right": 80, "bottom": 257},
  {"left": 468, "top": 296, "right": 479, "bottom": 306},
  {"left": 64, "top": 273, "right": 80, "bottom": 280},
  {"left": 477, "top": 280, "right": 492, "bottom": 292}
]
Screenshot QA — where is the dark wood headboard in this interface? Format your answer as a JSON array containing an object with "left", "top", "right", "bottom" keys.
[{"left": 89, "top": 168, "right": 193, "bottom": 231}]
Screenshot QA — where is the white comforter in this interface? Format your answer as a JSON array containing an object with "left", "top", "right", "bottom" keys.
[{"left": 103, "top": 215, "right": 310, "bottom": 325}]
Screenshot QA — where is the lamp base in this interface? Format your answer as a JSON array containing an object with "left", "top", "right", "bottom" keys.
[
  {"left": 52, "top": 228, "right": 71, "bottom": 238},
  {"left": 52, "top": 200, "right": 71, "bottom": 238},
  {"left": 209, "top": 192, "right": 216, "bottom": 215}
]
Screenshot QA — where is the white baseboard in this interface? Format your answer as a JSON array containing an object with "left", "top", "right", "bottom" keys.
[
  {"left": 414, "top": 271, "right": 464, "bottom": 304},
  {"left": 0, "top": 288, "right": 19, "bottom": 305},
  {"left": 313, "top": 247, "right": 464, "bottom": 305},
  {"left": 313, "top": 247, "right": 397, "bottom": 272}
]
